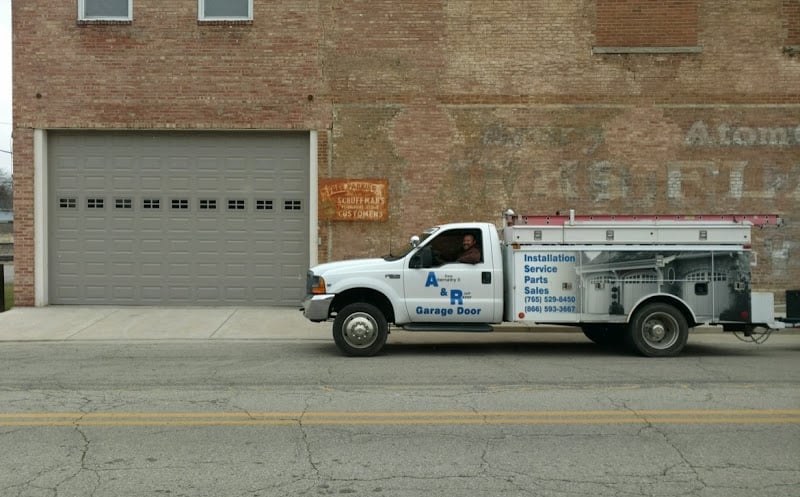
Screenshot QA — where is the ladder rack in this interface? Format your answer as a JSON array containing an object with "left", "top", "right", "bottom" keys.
[
  {"left": 507, "top": 212, "right": 783, "bottom": 227},
  {"left": 502, "top": 210, "right": 783, "bottom": 245}
]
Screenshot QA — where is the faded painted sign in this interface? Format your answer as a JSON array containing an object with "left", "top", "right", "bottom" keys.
[
  {"left": 320, "top": 179, "right": 389, "bottom": 222},
  {"left": 684, "top": 120, "right": 800, "bottom": 147}
]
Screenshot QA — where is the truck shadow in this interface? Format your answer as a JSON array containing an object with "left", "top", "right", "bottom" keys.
[
  {"left": 384, "top": 341, "right": 606, "bottom": 357},
  {"left": 314, "top": 338, "right": 768, "bottom": 358},
  {"left": 390, "top": 344, "right": 763, "bottom": 358}
]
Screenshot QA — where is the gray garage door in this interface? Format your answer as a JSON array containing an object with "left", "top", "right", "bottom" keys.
[{"left": 48, "top": 131, "right": 309, "bottom": 306}]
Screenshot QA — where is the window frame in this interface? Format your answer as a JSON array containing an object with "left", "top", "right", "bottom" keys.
[
  {"left": 78, "top": 0, "right": 132, "bottom": 22},
  {"left": 198, "top": 0, "right": 253, "bottom": 21}
]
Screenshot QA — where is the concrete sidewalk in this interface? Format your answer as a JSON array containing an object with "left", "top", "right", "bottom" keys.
[{"left": 0, "top": 306, "right": 331, "bottom": 341}]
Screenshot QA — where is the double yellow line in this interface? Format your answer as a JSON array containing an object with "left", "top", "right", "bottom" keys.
[{"left": 1, "top": 409, "right": 799, "bottom": 427}]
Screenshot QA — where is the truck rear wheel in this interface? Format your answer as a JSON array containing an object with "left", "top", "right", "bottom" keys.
[
  {"left": 332, "top": 303, "right": 389, "bottom": 357},
  {"left": 626, "top": 303, "right": 688, "bottom": 357}
]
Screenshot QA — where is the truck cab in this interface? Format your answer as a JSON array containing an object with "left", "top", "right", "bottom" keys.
[{"left": 302, "top": 222, "right": 503, "bottom": 355}]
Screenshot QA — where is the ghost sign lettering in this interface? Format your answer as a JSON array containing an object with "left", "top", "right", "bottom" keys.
[{"left": 319, "top": 179, "right": 389, "bottom": 222}]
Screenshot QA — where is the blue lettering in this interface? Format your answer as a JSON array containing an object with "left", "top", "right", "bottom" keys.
[
  {"left": 450, "top": 289, "right": 464, "bottom": 305},
  {"left": 415, "top": 306, "right": 454, "bottom": 316},
  {"left": 457, "top": 307, "right": 482, "bottom": 315},
  {"left": 425, "top": 272, "right": 438, "bottom": 287}
]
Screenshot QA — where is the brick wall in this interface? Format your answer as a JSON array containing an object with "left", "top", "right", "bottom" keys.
[
  {"left": 595, "top": 0, "right": 698, "bottom": 47},
  {"left": 11, "top": 130, "right": 33, "bottom": 305},
  {"left": 786, "top": 0, "right": 800, "bottom": 46},
  {"left": 13, "top": 0, "right": 800, "bottom": 304}
]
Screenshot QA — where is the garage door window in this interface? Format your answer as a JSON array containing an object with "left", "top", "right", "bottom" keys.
[
  {"left": 284, "top": 200, "right": 302, "bottom": 211},
  {"left": 199, "top": 0, "right": 252, "bottom": 20},
  {"left": 171, "top": 199, "right": 189, "bottom": 210},
  {"left": 79, "top": 0, "right": 132, "bottom": 21}
]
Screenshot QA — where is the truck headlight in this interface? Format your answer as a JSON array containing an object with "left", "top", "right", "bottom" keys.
[{"left": 307, "top": 272, "right": 327, "bottom": 295}]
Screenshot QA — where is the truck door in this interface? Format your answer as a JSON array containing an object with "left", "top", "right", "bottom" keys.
[{"left": 404, "top": 228, "right": 496, "bottom": 322}]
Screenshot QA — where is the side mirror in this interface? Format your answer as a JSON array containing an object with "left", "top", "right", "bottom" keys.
[{"left": 409, "top": 235, "right": 420, "bottom": 248}]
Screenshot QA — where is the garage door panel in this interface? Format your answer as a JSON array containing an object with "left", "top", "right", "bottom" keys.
[
  {"left": 140, "top": 263, "right": 164, "bottom": 276},
  {"left": 224, "top": 287, "right": 249, "bottom": 300},
  {"left": 224, "top": 263, "right": 249, "bottom": 277},
  {"left": 56, "top": 261, "right": 81, "bottom": 276},
  {"left": 112, "top": 286, "right": 136, "bottom": 299},
  {"left": 85, "top": 285, "right": 109, "bottom": 299},
  {"left": 224, "top": 177, "right": 249, "bottom": 191},
  {"left": 281, "top": 284, "right": 303, "bottom": 302},
  {"left": 196, "top": 263, "right": 221, "bottom": 276},
  {"left": 141, "top": 176, "right": 163, "bottom": 190},
  {"left": 167, "top": 263, "right": 191, "bottom": 277},
  {"left": 84, "top": 175, "right": 107, "bottom": 190},
  {"left": 197, "top": 176, "right": 222, "bottom": 190},
  {"left": 169, "top": 287, "right": 192, "bottom": 301},
  {"left": 252, "top": 178, "right": 277, "bottom": 191},
  {"left": 85, "top": 156, "right": 106, "bottom": 171},
  {"left": 252, "top": 287, "right": 278, "bottom": 300},
  {"left": 112, "top": 171, "right": 136, "bottom": 184},
  {"left": 197, "top": 288, "right": 221, "bottom": 301},
  {"left": 56, "top": 176, "right": 81, "bottom": 190},
  {"left": 111, "top": 262, "right": 135, "bottom": 274},
  {"left": 112, "top": 156, "right": 135, "bottom": 169},
  {"left": 166, "top": 176, "right": 193, "bottom": 191},
  {"left": 168, "top": 240, "right": 193, "bottom": 254},
  {"left": 57, "top": 238, "right": 82, "bottom": 252},
  {"left": 49, "top": 130, "right": 309, "bottom": 305}
]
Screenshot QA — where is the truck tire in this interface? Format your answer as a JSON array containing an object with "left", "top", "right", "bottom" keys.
[
  {"left": 626, "top": 303, "right": 688, "bottom": 357},
  {"left": 332, "top": 303, "right": 389, "bottom": 357}
]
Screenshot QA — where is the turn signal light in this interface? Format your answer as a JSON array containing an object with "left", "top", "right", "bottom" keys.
[{"left": 311, "top": 276, "right": 327, "bottom": 294}]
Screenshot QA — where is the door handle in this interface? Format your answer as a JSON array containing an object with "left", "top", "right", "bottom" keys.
[{"left": 482, "top": 272, "right": 491, "bottom": 284}]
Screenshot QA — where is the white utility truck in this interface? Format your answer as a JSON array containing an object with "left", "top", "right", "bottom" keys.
[{"left": 302, "top": 210, "right": 789, "bottom": 357}]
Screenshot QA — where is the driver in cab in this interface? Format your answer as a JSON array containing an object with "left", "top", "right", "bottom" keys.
[{"left": 457, "top": 234, "right": 481, "bottom": 264}]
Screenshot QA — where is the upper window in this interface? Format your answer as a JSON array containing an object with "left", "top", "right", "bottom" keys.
[
  {"left": 199, "top": 0, "right": 252, "bottom": 21},
  {"left": 78, "top": 0, "right": 132, "bottom": 21}
]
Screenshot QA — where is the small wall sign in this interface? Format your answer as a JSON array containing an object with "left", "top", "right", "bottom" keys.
[{"left": 319, "top": 179, "right": 389, "bottom": 222}]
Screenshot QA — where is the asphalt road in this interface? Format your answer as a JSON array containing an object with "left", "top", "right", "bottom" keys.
[{"left": 1, "top": 333, "right": 798, "bottom": 497}]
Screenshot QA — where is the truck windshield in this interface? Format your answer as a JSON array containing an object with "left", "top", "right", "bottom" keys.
[{"left": 383, "top": 227, "right": 439, "bottom": 261}]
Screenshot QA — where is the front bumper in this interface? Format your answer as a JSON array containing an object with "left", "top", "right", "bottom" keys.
[{"left": 302, "top": 294, "right": 335, "bottom": 322}]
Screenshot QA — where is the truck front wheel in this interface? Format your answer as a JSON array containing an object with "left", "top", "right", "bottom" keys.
[
  {"left": 626, "top": 303, "right": 688, "bottom": 357},
  {"left": 332, "top": 303, "right": 389, "bottom": 357}
]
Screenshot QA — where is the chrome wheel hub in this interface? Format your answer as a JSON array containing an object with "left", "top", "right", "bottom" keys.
[
  {"left": 343, "top": 313, "right": 378, "bottom": 348},
  {"left": 642, "top": 313, "right": 679, "bottom": 349}
]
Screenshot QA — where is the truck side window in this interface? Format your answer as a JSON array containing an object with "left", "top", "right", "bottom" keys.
[{"left": 426, "top": 229, "right": 482, "bottom": 266}]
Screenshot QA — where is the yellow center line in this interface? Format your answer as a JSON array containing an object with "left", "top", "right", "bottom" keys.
[{"left": 0, "top": 409, "right": 798, "bottom": 427}]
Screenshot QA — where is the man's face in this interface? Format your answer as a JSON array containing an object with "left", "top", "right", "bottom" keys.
[{"left": 462, "top": 235, "right": 475, "bottom": 250}]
